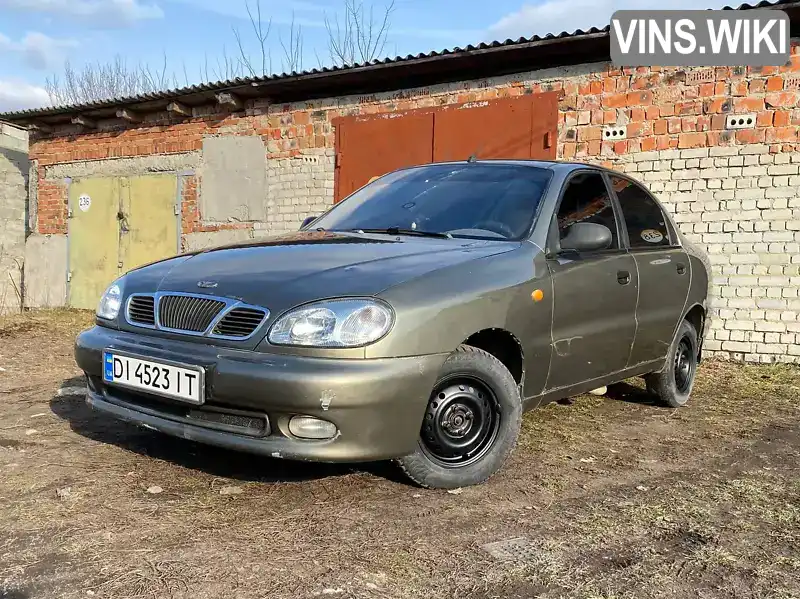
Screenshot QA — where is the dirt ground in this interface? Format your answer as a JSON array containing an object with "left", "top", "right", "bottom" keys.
[{"left": 0, "top": 311, "right": 799, "bottom": 599}]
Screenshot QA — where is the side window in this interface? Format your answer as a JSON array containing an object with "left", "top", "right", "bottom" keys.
[
  {"left": 556, "top": 172, "right": 619, "bottom": 249},
  {"left": 610, "top": 176, "right": 671, "bottom": 248}
]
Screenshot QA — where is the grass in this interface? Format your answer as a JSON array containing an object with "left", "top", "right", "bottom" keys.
[{"left": 0, "top": 308, "right": 94, "bottom": 338}]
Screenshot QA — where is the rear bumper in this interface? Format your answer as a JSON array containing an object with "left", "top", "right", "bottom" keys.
[{"left": 75, "top": 326, "right": 448, "bottom": 462}]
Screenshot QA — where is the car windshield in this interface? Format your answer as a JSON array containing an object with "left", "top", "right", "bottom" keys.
[{"left": 311, "top": 163, "right": 553, "bottom": 240}]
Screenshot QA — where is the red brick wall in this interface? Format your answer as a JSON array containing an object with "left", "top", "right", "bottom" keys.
[
  {"left": 36, "top": 175, "right": 68, "bottom": 234},
  {"left": 29, "top": 44, "right": 800, "bottom": 236}
]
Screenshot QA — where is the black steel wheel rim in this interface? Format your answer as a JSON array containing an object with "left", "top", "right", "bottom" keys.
[
  {"left": 420, "top": 376, "right": 500, "bottom": 468},
  {"left": 674, "top": 336, "right": 695, "bottom": 393}
]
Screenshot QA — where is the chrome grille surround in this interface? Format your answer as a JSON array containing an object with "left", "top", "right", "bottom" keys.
[{"left": 125, "top": 292, "right": 270, "bottom": 340}]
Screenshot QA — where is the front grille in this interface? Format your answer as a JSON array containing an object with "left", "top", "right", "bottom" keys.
[
  {"left": 128, "top": 295, "right": 156, "bottom": 325},
  {"left": 212, "top": 307, "right": 266, "bottom": 338},
  {"left": 158, "top": 295, "right": 226, "bottom": 332},
  {"left": 125, "top": 292, "right": 269, "bottom": 339}
]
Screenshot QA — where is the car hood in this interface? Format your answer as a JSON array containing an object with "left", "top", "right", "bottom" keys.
[{"left": 124, "top": 230, "right": 519, "bottom": 312}]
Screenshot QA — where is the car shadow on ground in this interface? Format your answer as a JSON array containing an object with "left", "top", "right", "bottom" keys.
[
  {"left": 605, "top": 381, "right": 660, "bottom": 406},
  {"left": 49, "top": 376, "right": 405, "bottom": 485}
]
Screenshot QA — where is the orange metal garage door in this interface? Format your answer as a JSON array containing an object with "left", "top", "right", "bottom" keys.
[
  {"left": 333, "top": 92, "right": 559, "bottom": 202},
  {"left": 335, "top": 112, "right": 434, "bottom": 201}
]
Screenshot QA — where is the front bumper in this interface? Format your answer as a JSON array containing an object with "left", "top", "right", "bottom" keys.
[{"left": 75, "top": 326, "right": 448, "bottom": 462}]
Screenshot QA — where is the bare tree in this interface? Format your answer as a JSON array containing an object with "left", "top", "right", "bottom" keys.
[
  {"left": 203, "top": 46, "right": 245, "bottom": 83},
  {"left": 233, "top": 0, "right": 272, "bottom": 77},
  {"left": 325, "top": 0, "right": 395, "bottom": 65},
  {"left": 45, "top": 54, "right": 187, "bottom": 106},
  {"left": 235, "top": 0, "right": 395, "bottom": 74},
  {"left": 43, "top": 0, "right": 396, "bottom": 106},
  {"left": 279, "top": 12, "right": 303, "bottom": 73}
]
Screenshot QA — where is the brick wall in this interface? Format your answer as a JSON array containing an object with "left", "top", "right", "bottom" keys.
[{"left": 25, "top": 43, "right": 800, "bottom": 361}]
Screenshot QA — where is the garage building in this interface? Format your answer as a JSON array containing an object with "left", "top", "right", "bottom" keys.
[{"left": 1, "top": 0, "right": 799, "bottom": 363}]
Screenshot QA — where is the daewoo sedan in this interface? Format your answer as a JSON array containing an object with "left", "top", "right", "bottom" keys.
[{"left": 75, "top": 160, "right": 710, "bottom": 489}]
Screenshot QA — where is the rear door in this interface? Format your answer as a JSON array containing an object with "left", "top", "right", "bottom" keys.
[
  {"left": 608, "top": 175, "right": 691, "bottom": 366},
  {"left": 545, "top": 170, "right": 638, "bottom": 390}
]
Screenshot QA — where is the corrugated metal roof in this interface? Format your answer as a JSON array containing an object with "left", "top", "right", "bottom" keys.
[{"left": 1, "top": 0, "right": 797, "bottom": 122}]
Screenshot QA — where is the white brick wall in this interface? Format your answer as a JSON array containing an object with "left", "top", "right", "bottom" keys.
[
  {"left": 616, "top": 143, "right": 800, "bottom": 364},
  {"left": 258, "top": 149, "right": 335, "bottom": 235}
]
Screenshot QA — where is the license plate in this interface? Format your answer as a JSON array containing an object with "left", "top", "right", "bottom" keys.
[{"left": 102, "top": 351, "right": 204, "bottom": 404}]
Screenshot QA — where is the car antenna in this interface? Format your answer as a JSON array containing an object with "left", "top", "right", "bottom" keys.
[{"left": 467, "top": 142, "right": 484, "bottom": 163}]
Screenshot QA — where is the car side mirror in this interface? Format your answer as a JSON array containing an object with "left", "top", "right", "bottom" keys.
[
  {"left": 300, "top": 215, "right": 317, "bottom": 230},
  {"left": 560, "top": 222, "right": 612, "bottom": 252}
]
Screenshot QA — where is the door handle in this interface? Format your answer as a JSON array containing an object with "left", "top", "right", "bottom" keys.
[
  {"left": 617, "top": 270, "right": 631, "bottom": 285},
  {"left": 677, "top": 263, "right": 686, "bottom": 275}
]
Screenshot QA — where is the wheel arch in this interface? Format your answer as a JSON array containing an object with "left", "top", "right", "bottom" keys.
[
  {"left": 683, "top": 302, "right": 706, "bottom": 361},
  {"left": 462, "top": 328, "right": 525, "bottom": 390}
]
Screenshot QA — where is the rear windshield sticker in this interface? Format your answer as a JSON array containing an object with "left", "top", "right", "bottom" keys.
[{"left": 641, "top": 229, "right": 664, "bottom": 243}]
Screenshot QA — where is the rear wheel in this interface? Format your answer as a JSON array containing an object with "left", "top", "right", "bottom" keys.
[
  {"left": 645, "top": 319, "right": 699, "bottom": 408},
  {"left": 396, "top": 345, "right": 522, "bottom": 489}
]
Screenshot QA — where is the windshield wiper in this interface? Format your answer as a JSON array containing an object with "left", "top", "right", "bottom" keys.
[{"left": 347, "top": 227, "right": 453, "bottom": 239}]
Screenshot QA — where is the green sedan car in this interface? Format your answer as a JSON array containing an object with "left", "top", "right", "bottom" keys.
[{"left": 75, "top": 160, "right": 710, "bottom": 489}]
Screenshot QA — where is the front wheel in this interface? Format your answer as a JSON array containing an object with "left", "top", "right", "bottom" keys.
[
  {"left": 396, "top": 345, "right": 522, "bottom": 489},
  {"left": 644, "top": 319, "right": 699, "bottom": 408}
]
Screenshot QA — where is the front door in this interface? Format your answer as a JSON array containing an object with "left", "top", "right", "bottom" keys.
[
  {"left": 545, "top": 171, "right": 638, "bottom": 390},
  {"left": 609, "top": 175, "right": 692, "bottom": 365}
]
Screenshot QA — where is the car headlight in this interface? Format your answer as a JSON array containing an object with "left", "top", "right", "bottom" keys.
[
  {"left": 268, "top": 299, "right": 394, "bottom": 347},
  {"left": 96, "top": 278, "right": 125, "bottom": 320}
]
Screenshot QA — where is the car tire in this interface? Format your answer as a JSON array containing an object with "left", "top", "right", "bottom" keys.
[
  {"left": 395, "top": 345, "right": 522, "bottom": 489},
  {"left": 645, "top": 319, "right": 699, "bottom": 408}
]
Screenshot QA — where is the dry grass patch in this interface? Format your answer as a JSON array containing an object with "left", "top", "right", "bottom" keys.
[{"left": 0, "top": 311, "right": 798, "bottom": 598}]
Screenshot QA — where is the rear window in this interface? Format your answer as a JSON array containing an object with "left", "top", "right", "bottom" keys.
[
  {"left": 312, "top": 163, "right": 553, "bottom": 240},
  {"left": 610, "top": 176, "right": 671, "bottom": 248}
]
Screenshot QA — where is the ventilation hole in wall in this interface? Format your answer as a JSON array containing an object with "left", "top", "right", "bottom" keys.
[
  {"left": 602, "top": 126, "right": 626, "bottom": 139},
  {"left": 726, "top": 114, "right": 756, "bottom": 130}
]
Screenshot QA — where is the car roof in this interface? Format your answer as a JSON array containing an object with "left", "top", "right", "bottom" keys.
[
  {"left": 394, "top": 160, "right": 662, "bottom": 197},
  {"left": 413, "top": 159, "right": 620, "bottom": 175}
]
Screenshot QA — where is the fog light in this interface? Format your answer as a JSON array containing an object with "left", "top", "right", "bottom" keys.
[{"left": 288, "top": 415, "right": 338, "bottom": 439}]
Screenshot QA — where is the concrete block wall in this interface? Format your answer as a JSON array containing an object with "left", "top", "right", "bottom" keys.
[
  {"left": 22, "top": 42, "right": 800, "bottom": 360},
  {"left": 23, "top": 233, "right": 66, "bottom": 308},
  {"left": 0, "top": 123, "right": 28, "bottom": 314}
]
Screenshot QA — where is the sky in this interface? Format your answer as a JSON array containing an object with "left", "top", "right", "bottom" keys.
[{"left": 0, "top": 0, "right": 731, "bottom": 112}]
